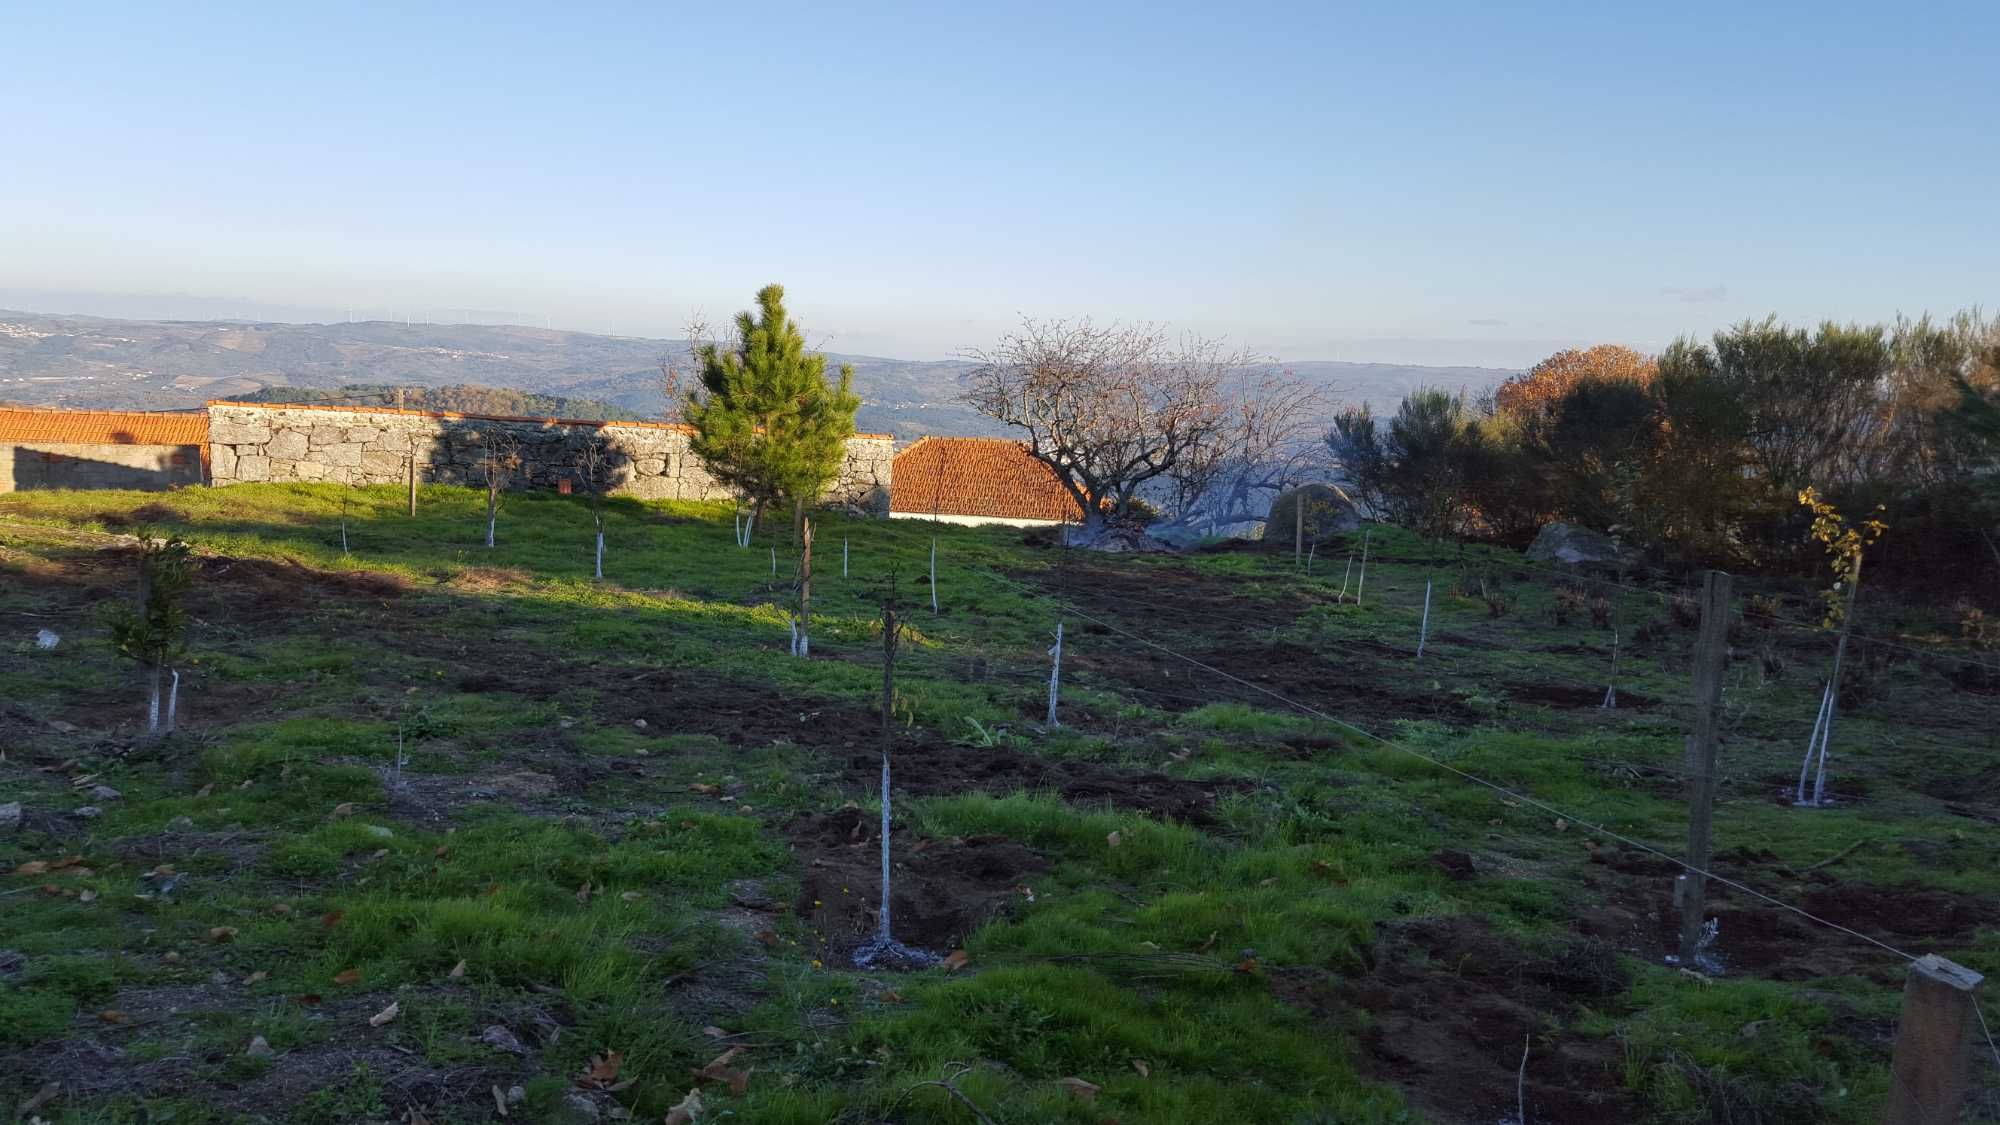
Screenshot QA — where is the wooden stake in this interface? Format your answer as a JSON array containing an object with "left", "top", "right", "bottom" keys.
[
  {"left": 1678, "top": 569, "right": 1732, "bottom": 968},
  {"left": 1416, "top": 578, "right": 1432, "bottom": 658},
  {"left": 406, "top": 439, "right": 417, "bottom": 518},
  {"left": 1294, "top": 490, "right": 1304, "bottom": 567},
  {"left": 1884, "top": 954, "right": 1985, "bottom": 1125},
  {"left": 1046, "top": 622, "right": 1063, "bottom": 727},
  {"left": 1355, "top": 529, "right": 1372, "bottom": 606}
]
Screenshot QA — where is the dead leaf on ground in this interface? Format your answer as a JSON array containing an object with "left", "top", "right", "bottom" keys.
[
  {"left": 577, "top": 1048, "right": 624, "bottom": 1089},
  {"left": 1056, "top": 1076, "right": 1101, "bottom": 1102},
  {"left": 941, "top": 949, "right": 969, "bottom": 972},
  {"left": 575, "top": 880, "right": 592, "bottom": 905},
  {"left": 368, "top": 1001, "right": 400, "bottom": 1027},
  {"left": 49, "top": 855, "right": 85, "bottom": 870},
  {"left": 333, "top": 968, "right": 362, "bottom": 986},
  {"left": 244, "top": 971, "right": 269, "bottom": 985},
  {"left": 98, "top": 1010, "right": 129, "bottom": 1024},
  {"left": 620, "top": 891, "right": 641, "bottom": 902},
  {"left": 490, "top": 1086, "right": 508, "bottom": 1117},
  {"left": 448, "top": 959, "right": 467, "bottom": 979},
  {"left": 78, "top": 890, "right": 97, "bottom": 904},
  {"left": 879, "top": 990, "right": 905, "bottom": 1003},
  {"left": 1105, "top": 830, "right": 1121, "bottom": 848},
  {"left": 688, "top": 783, "right": 720, "bottom": 796},
  {"left": 13, "top": 860, "right": 49, "bottom": 876},
  {"left": 1235, "top": 956, "right": 1259, "bottom": 974},
  {"left": 331, "top": 803, "right": 355, "bottom": 818},
  {"left": 320, "top": 909, "right": 344, "bottom": 929},
  {"left": 753, "top": 929, "right": 779, "bottom": 948},
  {"left": 209, "top": 926, "right": 238, "bottom": 943},
  {"left": 195, "top": 783, "right": 213, "bottom": 798},
  {"left": 663, "top": 1088, "right": 704, "bottom": 1125},
  {"left": 1131, "top": 1058, "right": 1150, "bottom": 1078},
  {"left": 1194, "top": 931, "right": 1218, "bottom": 954}
]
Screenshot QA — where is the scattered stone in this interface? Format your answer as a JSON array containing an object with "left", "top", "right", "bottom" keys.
[
  {"left": 245, "top": 1035, "right": 274, "bottom": 1059},
  {"left": 364, "top": 825, "right": 394, "bottom": 839},
  {"left": 0, "top": 802, "right": 20, "bottom": 832},
  {"left": 480, "top": 1024, "right": 528, "bottom": 1054},
  {"left": 73, "top": 806, "right": 103, "bottom": 820},
  {"left": 633, "top": 718, "right": 648, "bottom": 730},
  {"left": 167, "top": 815, "right": 195, "bottom": 831},
  {"left": 49, "top": 720, "right": 79, "bottom": 734},
  {"left": 507, "top": 1086, "right": 527, "bottom": 1106},
  {"left": 490, "top": 772, "right": 559, "bottom": 799},
  {"left": 1430, "top": 849, "right": 1478, "bottom": 881},
  {"left": 34, "top": 629, "right": 59, "bottom": 650},
  {"left": 88, "top": 785, "right": 122, "bottom": 802},
  {"left": 209, "top": 970, "right": 232, "bottom": 986},
  {"left": 557, "top": 1092, "right": 603, "bottom": 1123},
  {"left": 725, "top": 879, "right": 776, "bottom": 911},
  {"left": 1524, "top": 522, "right": 1640, "bottom": 572}
]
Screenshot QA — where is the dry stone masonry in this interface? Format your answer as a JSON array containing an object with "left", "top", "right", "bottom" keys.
[{"left": 205, "top": 402, "right": 893, "bottom": 513}]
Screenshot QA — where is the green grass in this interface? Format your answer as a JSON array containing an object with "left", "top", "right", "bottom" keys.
[{"left": 2, "top": 483, "right": 1996, "bottom": 1123}]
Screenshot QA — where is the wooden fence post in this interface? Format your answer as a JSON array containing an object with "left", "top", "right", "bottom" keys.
[
  {"left": 1678, "top": 569, "right": 1732, "bottom": 967},
  {"left": 1884, "top": 954, "right": 1985, "bottom": 1125}
]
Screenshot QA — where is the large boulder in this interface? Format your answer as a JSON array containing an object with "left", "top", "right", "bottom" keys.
[
  {"left": 1261, "top": 484, "right": 1359, "bottom": 544},
  {"left": 1525, "top": 522, "right": 1639, "bottom": 571}
]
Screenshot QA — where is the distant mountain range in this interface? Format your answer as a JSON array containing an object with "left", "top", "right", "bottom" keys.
[{"left": 0, "top": 310, "right": 1516, "bottom": 439}]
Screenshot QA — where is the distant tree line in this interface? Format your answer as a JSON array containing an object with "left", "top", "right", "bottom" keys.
[
  {"left": 239, "top": 383, "right": 646, "bottom": 421},
  {"left": 1329, "top": 312, "right": 2000, "bottom": 587}
]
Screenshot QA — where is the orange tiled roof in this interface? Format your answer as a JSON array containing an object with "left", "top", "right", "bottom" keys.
[
  {"left": 891, "top": 436, "right": 1083, "bottom": 522},
  {"left": 0, "top": 408, "right": 208, "bottom": 446}
]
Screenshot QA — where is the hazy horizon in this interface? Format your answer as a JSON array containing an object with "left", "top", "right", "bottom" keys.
[{"left": 6, "top": 3, "right": 1994, "bottom": 370}]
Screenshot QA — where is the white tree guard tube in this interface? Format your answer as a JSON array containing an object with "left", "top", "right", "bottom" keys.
[
  {"left": 1047, "top": 622, "right": 1063, "bottom": 727},
  {"left": 1416, "top": 578, "right": 1432, "bottom": 658}
]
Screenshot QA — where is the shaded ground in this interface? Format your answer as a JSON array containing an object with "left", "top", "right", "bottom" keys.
[{"left": 1291, "top": 917, "right": 1640, "bottom": 1125}]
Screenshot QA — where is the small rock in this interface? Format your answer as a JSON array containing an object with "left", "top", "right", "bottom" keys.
[
  {"left": 726, "top": 879, "right": 776, "bottom": 911},
  {"left": 167, "top": 815, "right": 195, "bottom": 831},
  {"left": 480, "top": 1024, "right": 527, "bottom": 1054},
  {"left": 88, "top": 785, "right": 122, "bottom": 802},
  {"left": 558, "top": 1091, "right": 603, "bottom": 1123},
  {"left": 632, "top": 718, "right": 648, "bottom": 730},
  {"left": 364, "top": 825, "right": 394, "bottom": 839},
  {"left": 209, "top": 970, "right": 232, "bottom": 985},
  {"left": 49, "top": 719, "right": 79, "bottom": 734},
  {"left": 73, "top": 806, "right": 103, "bottom": 820},
  {"left": 0, "top": 802, "right": 21, "bottom": 832},
  {"left": 245, "top": 1035, "right": 274, "bottom": 1059},
  {"left": 1430, "top": 849, "right": 1478, "bottom": 881},
  {"left": 558, "top": 717, "right": 576, "bottom": 730},
  {"left": 507, "top": 1086, "right": 527, "bottom": 1106},
  {"left": 35, "top": 628, "right": 60, "bottom": 650}
]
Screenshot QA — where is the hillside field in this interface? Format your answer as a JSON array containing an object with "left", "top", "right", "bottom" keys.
[{"left": 2, "top": 485, "right": 1997, "bottom": 1124}]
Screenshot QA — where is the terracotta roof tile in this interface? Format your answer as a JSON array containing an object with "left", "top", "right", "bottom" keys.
[
  {"left": 890, "top": 437, "right": 1082, "bottom": 522},
  {"left": 0, "top": 408, "right": 208, "bottom": 446}
]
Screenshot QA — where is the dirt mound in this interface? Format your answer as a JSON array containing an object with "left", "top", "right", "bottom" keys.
[
  {"left": 1511, "top": 681, "right": 1656, "bottom": 711},
  {"left": 199, "top": 555, "right": 408, "bottom": 604},
  {"left": 1797, "top": 884, "right": 1996, "bottom": 939},
  {"left": 787, "top": 807, "right": 1046, "bottom": 964},
  {"left": 1335, "top": 917, "right": 1637, "bottom": 1124}
]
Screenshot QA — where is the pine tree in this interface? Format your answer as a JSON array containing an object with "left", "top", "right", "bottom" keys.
[
  {"left": 110, "top": 534, "right": 194, "bottom": 736},
  {"left": 682, "top": 284, "right": 862, "bottom": 533}
]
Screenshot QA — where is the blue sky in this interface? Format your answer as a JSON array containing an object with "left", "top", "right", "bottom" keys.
[{"left": 2, "top": 1, "right": 1994, "bottom": 366}]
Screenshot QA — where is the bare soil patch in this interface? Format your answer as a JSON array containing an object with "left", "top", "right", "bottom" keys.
[
  {"left": 1315, "top": 916, "right": 1638, "bottom": 1125},
  {"left": 786, "top": 806, "right": 1047, "bottom": 965}
]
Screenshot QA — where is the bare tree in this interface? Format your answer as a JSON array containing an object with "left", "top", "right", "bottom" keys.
[
  {"left": 1154, "top": 366, "right": 1330, "bottom": 537},
  {"left": 962, "top": 319, "right": 1237, "bottom": 537},
  {"left": 477, "top": 430, "right": 521, "bottom": 549},
  {"left": 575, "top": 431, "right": 615, "bottom": 579}
]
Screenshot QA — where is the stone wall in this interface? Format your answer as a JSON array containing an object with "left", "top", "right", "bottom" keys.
[
  {"left": 2, "top": 443, "right": 205, "bottom": 493},
  {"left": 205, "top": 402, "right": 893, "bottom": 513}
]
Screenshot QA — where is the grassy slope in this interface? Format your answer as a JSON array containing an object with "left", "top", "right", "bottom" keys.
[{"left": 0, "top": 483, "right": 1995, "bottom": 1124}]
